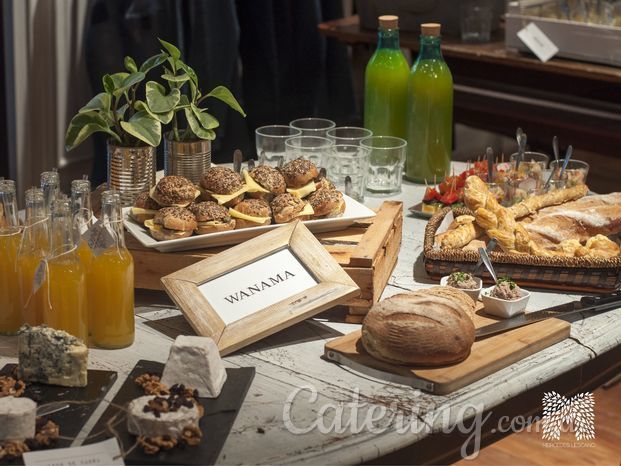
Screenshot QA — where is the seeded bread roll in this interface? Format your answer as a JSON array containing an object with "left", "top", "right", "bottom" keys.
[
  {"left": 271, "top": 193, "right": 313, "bottom": 223},
  {"left": 146, "top": 206, "right": 197, "bottom": 241},
  {"left": 130, "top": 191, "right": 161, "bottom": 223},
  {"left": 231, "top": 198, "right": 272, "bottom": 229},
  {"left": 150, "top": 176, "right": 198, "bottom": 207},
  {"left": 246, "top": 165, "right": 286, "bottom": 200},
  {"left": 189, "top": 201, "right": 236, "bottom": 234},
  {"left": 307, "top": 188, "right": 345, "bottom": 218},
  {"left": 281, "top": 158, "right": 319, "bottom": 188},
  {"left": 199, "top": 167, "right": 245, "bottom": 207},
  {"left": 361, "top": 289, "right": 475, "bottom": 366}
]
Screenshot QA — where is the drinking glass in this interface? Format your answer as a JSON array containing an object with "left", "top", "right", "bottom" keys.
[
  {"left": 289, "top": 118, "right": 336, "bottom": 137},
  {"left": 324, "top": 144, "right": 370, "bottom": 202},
  {"left": 255, "top": 125, "right": 302, "bottom": 167},
  {"left": 509, "top": 151, "right": 550, "bottom": 193},
  {"left": 549, "top": 159, "right": 590, "bottom": 187},
  {"left": 326, "top": 127, "right": 373, "bottom": 146},
  {"left": 285, "top": 136, "right": 334, "bottom": 167},
  {"left": 460, "top": 0, "right": 493, "bottom": 43},
  {"left": 360, "top": 136, "right": 406, "bottom": 195}
]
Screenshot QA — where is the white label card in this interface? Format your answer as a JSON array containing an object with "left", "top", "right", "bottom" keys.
[
  {"left": 198, "top": 248, "right": 318, "bottom": 325},
  {"left": 23, "top": 438, "right": 124, "bottom": 466},
  {"left": 517, "top": 22, "right": 559, "bottom": 62}
]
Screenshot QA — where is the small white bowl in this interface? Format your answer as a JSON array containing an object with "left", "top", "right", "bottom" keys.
[
  {"left": 481, "top": 286, "right": 531, "bottom": 319},
  {"left": 440, "top": 275, "right": 483, "bottom": 301}
]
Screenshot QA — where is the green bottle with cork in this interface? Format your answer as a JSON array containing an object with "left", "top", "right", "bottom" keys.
[
  {"left": 405, "top": 23, "right": 453, "bottom": 182},
  {"left": 364, "top": 15, "right": 409, "bottom": 138}
]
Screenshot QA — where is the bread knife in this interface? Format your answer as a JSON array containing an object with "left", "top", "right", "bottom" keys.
[{"left": 475, "top": 290, "right": 621, "bottom": 339}]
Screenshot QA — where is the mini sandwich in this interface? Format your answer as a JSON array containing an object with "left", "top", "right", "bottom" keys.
[
  {"left": 270, "top": 193, "right": 314, "bottom": 224},
  {"left": 229, "top": 199, "right": 272, "bottom": 229},
  {"left": 130, "top": 191, "right": 161, "bottom": 223},
  {"left": 144, "top": 206, "right": 197, "bottom": 241},
  {"left": 200, "top": 167, "right": 247, "bottom": 207},
  {"left": 189, "top": 201, "right": 236, "bottom": 235},
  {"left": 243, "top": 165, "right": 286, "bottom": 201},
  {"left": 150, "top": 176, "right": 200, "bottom": 207},
  {"left": 307, "top": 188, "right": 345, "bottom": 219},
  {"left": 281, "top": 158, "right": 319, "bottom": 198}
]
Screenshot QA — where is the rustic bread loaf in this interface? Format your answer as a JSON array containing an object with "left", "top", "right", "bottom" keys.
[{"left": 361, "top": 289, "right": 475, "bottom": 366}]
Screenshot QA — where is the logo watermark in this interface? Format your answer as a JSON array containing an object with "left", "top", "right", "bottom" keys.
[{"left": 282, "top": 385, "right": 596, "bottom": 459}]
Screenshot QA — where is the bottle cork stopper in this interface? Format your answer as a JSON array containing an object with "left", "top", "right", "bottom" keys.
[
  {"left": 421, "top": 23, "right": 441, "bottom": 36},
  {"left": 379, "top": 15, "right": 399, "bottom": 29}
]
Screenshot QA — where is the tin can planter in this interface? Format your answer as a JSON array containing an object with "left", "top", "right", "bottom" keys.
[
  {"left": 164, "top": 136, "right": 211, "bottom": 185},
  {"left": 107, "top": 143, "right": 156, "bottom": 207}
]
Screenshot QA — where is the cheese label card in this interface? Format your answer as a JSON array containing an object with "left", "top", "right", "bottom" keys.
[
  {"left": 83, "top": 220, "right": 117, "bottom": 256},
  {"left": 23, "top": 438, "right": 124, "bottom": 466},
  {"left": 198, "top": 248, "right": 318, "bottom": 325},
  {"left": 517, "top": 22, "right": 559, "bottom": 62}
]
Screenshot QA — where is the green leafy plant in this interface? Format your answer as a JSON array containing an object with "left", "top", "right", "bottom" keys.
[
  {"left": 155, "top": 39, "right": 246, "bottom": 142},
  {"left": 65, "top": 38, "right": 246, "bottom": 151},
  {"left": 65, "top": 52, "right": 169, "bottom": 150}
]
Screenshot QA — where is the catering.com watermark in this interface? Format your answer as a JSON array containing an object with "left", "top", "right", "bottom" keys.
[{"left": 282, "top": 385, "right": 595, "bottom": 459}]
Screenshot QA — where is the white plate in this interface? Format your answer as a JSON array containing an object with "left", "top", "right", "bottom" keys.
[{"left": 124, "top": 194, "right": 376, "bottom": 252}]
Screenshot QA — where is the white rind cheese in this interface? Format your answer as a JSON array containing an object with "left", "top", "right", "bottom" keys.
[
  {"left": 17, "top": 325, "right": 88, "bottom": 387},
  {"left": 161, "top": 336, "right": 227, "bottom": 398},
  {"left": 0, "top": 396, "right": 36, "bottom": 441},
  {"left": 127, "top": 395, "right": 200, "bottom": 438}
]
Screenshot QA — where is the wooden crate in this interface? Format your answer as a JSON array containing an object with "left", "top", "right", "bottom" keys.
[{"left": 127, "top": 201, "right": 403, "bottom": 315}]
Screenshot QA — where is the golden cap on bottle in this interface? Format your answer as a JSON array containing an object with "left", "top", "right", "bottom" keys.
[
  {"left": 379, "top": 15, "right": 399, "bottom": 29},
  {"left": 421, "top": 23, "right": 441, "bottom": 36}
]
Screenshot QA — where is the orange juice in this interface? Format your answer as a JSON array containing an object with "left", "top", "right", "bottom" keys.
[
  {"left": 0, "top": 230, "right": 22, "bottom": 333},
  {"left": 89, "top": 247, "right": 135, "bottom": 348},
  {"left": 44, "top": 256, "right": 88, "bottom": 342}
]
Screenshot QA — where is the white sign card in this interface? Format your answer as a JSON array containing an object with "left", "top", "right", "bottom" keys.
[
  {"left": 198, "top": 248, "right": 317, "bottom": 325},
  {"left": 23, "top": 438, "right": 124, "bottom": 466},
  {"left": 517, "top": 22, "right": 559, "bottom": 62}
]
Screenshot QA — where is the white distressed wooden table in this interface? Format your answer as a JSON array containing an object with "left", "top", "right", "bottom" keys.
[{"left": 1, "top": 163, "right": 620, "bottom": 464}]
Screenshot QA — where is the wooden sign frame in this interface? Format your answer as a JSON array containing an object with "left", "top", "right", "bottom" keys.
[{"left": 161, "top": 221, "right": 360, "bottom": 355}]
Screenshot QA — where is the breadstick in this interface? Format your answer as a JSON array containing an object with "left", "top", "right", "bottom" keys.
[{"left": 509, "top": 184, "right": 588, "bottom": 218}]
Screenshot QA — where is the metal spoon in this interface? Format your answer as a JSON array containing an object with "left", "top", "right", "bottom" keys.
[
  {"left": 559, "top": 144, "right": 573, "bottom": 180},
  {"left": 233, "top": 149, "right": 243, "bottom": 173},
  {"left": 516, "top": 131, "right": 527, "bottom": 172},
  {"left": 552, "top": 136, "right": 560, "bottom": 161},
  {"left": 319, "top": 167, "right": 327, "bottom": 179},
  {"left": 344, "top": 175, "right": 353, "bottom": 197},
  {"left": 478, "top": 246, "right": 498, "bottom": 284},
  {"left": 247, "top": 159, "right": 255, "bottom": 170},
  {"left": 486, "top": 147, "right": 494, "bottom": 182}
]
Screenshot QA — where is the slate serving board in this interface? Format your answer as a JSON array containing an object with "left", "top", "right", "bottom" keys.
[
  {"left": 85, "top": 360, "right": 255, "bottom": 465},
  {"left": 0, "top": 364, "right": 117, "bottom": 465}
]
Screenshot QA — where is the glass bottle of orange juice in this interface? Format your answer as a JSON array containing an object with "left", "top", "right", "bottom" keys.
[
  {"left": 0, "top": 180, "right": 23, "bottom": 334},
  {"left": 18, "top": 187, "right": 50, "bottom": 326},
  {"left": 44, "top": 199, "right": 88, "bottom": 342},
  {"left": 71, "top": 179, "right": 94, "bottom": 271},
  {"left": 89, "top": 191, "right": 135, "bottom": 348}
]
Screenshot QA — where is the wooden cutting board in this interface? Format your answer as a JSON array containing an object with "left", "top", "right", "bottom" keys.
[{"left": 324, "top": 310, "right": 571, "bottom": 395}]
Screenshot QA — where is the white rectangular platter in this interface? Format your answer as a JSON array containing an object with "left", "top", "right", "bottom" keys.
[{"left": 123, "top": 194, "right": 376, "bottom": 252}]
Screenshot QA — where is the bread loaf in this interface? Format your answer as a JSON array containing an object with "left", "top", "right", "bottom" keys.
[{"left": 361, "top": 288, "right": 475, "bottom": 366}]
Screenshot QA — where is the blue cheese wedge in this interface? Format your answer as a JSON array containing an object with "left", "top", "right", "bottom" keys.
[
  {"left": 161, "top": 336, "right": 227, "bottom": 398},
  {"left": 0, "top": 397, "right": 36, "bottom": 441},
  {"left": 17, "top": 325, "right": 88, "bottom": 387}
]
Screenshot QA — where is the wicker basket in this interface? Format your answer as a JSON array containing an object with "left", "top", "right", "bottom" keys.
[{"left": 424, "top": 207, "right": 621, "bottom": 293}]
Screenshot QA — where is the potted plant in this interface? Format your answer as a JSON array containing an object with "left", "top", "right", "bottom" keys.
[
  {"left": 65, "top": 51, "right": 171, "bottom": 205},
  {"left": 153, "top": 39, "right": 246, "bottom": 184}
]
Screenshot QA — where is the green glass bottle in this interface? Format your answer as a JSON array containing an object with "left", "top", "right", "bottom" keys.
[
  {"left": 364, "top": 15, "right": 409, "bottom": 138},
  {"left": 405, "top": 23, "right": 453, "bottom": 182}
]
